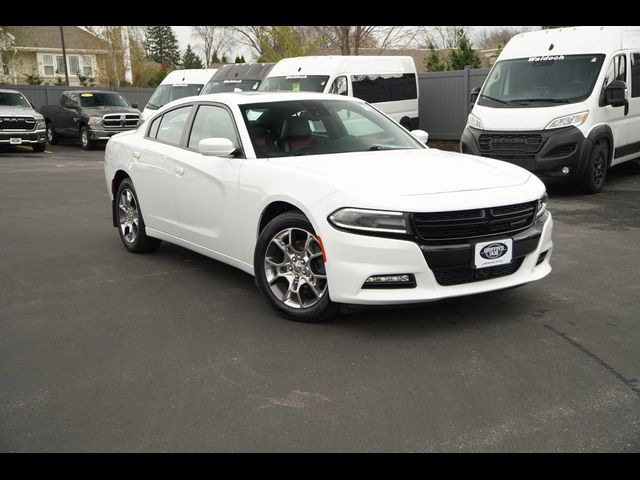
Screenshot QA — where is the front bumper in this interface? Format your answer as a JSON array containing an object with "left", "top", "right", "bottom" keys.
[
  {"left": 460, "top": 126, "right": 589, "bottom": 180},
  {"left": 0, "top": 129, "right": 47, "bottom": 145},
  {"left": 89, "top": 128, "right": 137, "bottom": 141},
  {"left": 323, "top": 212, "right": 553, "bottom": 305}
]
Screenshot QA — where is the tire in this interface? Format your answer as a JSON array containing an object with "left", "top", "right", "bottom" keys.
[
  {"left": 115, "top": 178, "right": 161, "bottom": 253},
  {"left": 579, "top": 138, "right": 609, "bottom": 194},
  {"left": 80, "top": 126, "right": 95, "bottom": 151},
  {"left": 400, "top": 118, "right": 412, "bottom": 131},
  {"left": 32, "top": 142, "right": 46, "bottom": 153},
  {"left": 46, "top": 123, "right": 58, "bottom": 145},
  {"left": 254, "top": 211, "right": 338, "bottom": 322}
]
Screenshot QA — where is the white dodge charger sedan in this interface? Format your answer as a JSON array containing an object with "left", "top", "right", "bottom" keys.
[{"left": 104, "top": 91, "right": 553, "bottom": 322}]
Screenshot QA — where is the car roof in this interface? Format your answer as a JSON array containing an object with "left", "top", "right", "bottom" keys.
[
  {"left": 0, "top": 89, "right": 24, "bottom": 94},
  {"left": 190, "top": 91, "right": 365, "bottom": 106}
]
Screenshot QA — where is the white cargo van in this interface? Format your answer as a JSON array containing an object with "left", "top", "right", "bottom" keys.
[
  {"left": 461, "top": 26, "right": 640, "bottom": 193},
  {"left": 259, "top": 56, "right": 419, "bottom": 130},
  {"left": 141, "top": 69, "right": 217, "bottom": 121}
]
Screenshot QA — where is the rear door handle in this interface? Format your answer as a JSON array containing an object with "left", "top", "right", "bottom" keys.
[
  {"left": 132, "top": 151, "right": 140, "bottom": 159},
  {"left": 174, "top": 166, "right": 185, "bottom": 177}
]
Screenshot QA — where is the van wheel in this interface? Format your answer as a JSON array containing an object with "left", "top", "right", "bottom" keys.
[
  {"left": 579, "top": 138, "right": 609, "bottom": 194},
  {"left": 400, "top": 118, "right": 412, "bottom": 131}
]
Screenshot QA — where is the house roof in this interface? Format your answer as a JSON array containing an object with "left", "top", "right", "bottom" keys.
[{"left": 3, "top": 26, "right": 108, "bottom": 51}]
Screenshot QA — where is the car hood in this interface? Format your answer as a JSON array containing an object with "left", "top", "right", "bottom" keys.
[
  {"left": 269, "top": 148, "right": 531, "bottom": 196},
  {"left": 82, "top": 106, "right": 140, "bottom": 116},
  {"left": 0, "top": 106, "right": 41, "bottom": 118}
]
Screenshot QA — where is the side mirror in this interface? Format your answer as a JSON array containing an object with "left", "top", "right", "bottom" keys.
[
  {"left": 604, "top": 80, "right": 628, "bottom": 108},
  {"left": 470, "top": 86, "right": 481, "bottom": 105},
  {"left": 410, "top": 129, "right": 429, "bottom": 145},
  {"left": 131, "top": 103, "right": 139, "bottom": 109},
  {"left": 199, "top": 137, "right": 236, "bottom": 156}
]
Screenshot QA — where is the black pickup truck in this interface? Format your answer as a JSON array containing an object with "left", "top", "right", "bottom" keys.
[{"left": 40, "top": 90, "right": 140, "bottom": 150}]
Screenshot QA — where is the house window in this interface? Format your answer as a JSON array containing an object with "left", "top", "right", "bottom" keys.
[
  {"left": 55, "top": 56, "right": 65, "bottom": 75},
  {"left": 69, "top": 56, "right": 80, "bottom": 76},
  {"left": 42, "top": 54, "right": 55, "bottom": 76},
  {"left": 82, "top": 56, "right": 92, "bottom": 76}
]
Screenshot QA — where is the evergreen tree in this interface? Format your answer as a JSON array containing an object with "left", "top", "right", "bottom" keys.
[
  {"left": 145, "top": 26, "right": 181, "bottom": 67},
  {"left": 221, "top": 54, "right": 229, "bottom": 63},
  {"left": 182, "top": 44, "right": 203, "bottom": 69},
  {"left": 234, "top": 55, "right": 246, "bottom": 63},
  {"left": 424, "top": 43, "right": 447, "bottom": 72},
  {"left": 448, "top": 29, "right": 481, "bottom": 70}
]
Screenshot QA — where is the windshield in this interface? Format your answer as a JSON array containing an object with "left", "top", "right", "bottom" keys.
[
  {"left": 479, "top": 54, "right": 605, "bottom": 107},
  {"left": 258, "top": 75, "right": 330, "bottom": 93},
  {"left": 79, "top": 92, "right": 129, "bottom": 108},
  {"left": 147, "top": 84, "right": 203, "bottom": 109},
  {"left": 201, "top": 79, "right": 261, "bottom": 94},
  {"left": 0, "top": 91, "right": 31, "bottom": 108},
  {"left": 240, "top": 99, "right": 423, "bottom": 158}
]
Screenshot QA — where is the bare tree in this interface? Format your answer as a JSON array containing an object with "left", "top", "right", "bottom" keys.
[
  {"left": 192, "top": 26, "right": 230, "bottom": 67},
  {"left": 476, "top": 26, "right": 536, "bottom": 50},
  {"left": 419, "top": 26, "right": 470, "bottom": 49}
]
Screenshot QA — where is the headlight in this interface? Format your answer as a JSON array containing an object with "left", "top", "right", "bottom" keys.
[
  {"left": 88, "top": 116, "right": 102, "bottom": 126},
  {"left": 545, "top": 111, "right": 589, "bottom": 130},
  {"left": 467, "top": 113, "right": 483, "bottom": 130},
  {"left": 536, "top": 193, "right": 548, "bottom": 219},
  {"left": 328, "top": 208, "right": 407, "bottom": 234},
  {"left": 35, "top": 120, "right": 45, "bottom": 129}
]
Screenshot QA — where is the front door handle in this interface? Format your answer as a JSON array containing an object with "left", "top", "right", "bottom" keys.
[
  {"left": 175, "top": 166, "right": 185, "bottom": 177},
  {"left": 132, "top": 151, "right": 140, "bottom": 159}
]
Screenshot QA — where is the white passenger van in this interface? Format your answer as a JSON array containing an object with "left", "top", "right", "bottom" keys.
[
  {"left": 461, "top": 26, "right": 640, "bottom": 193},
  {"left": 259, "top": 56, "right": 419, "bottom": 130},
  {"left": 141, "top": 69, "right": 217, "bottom": 121}
]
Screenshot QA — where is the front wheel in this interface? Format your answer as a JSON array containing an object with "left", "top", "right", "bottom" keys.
[
  {"left": 46, "top": 123, "right": 58, "bottom": 145},
  {"left": 80, "top": 126, "right": 95, "bottom": 151},
  {"left": 579, "top": 138, "right": 609, "bottom": 194},
  {"left": 32, "top": 142, "right": 46, "bottom": 153},
  {"left": 254, "top": 211, "right": 337, "bottom": 322},
  {"left": 115, "top": 178, "right": 161, "bottom": 253}
]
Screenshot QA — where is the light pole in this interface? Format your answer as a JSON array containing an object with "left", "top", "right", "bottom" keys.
[{"left": 59, "top": 26, "right": 69, "bottom": 86}]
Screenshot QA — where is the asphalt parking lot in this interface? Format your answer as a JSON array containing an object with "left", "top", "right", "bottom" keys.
[{"left": 1, "top": 142, "right": 639, "bottom": 452}]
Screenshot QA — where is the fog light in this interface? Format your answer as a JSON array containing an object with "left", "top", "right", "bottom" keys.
[
  {"left": 561, "top": 166, "right": 570, "bottom": 175},
  {"left": 363, "top": 274, "right": 416, "bottom": 289}
]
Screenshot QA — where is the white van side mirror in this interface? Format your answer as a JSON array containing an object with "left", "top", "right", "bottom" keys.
[
  {"left": 410, "top": 129, "right": 429, "bottom": 145},
  {"left": 199, "top": 138, "right": 236, "bottom": 156}
]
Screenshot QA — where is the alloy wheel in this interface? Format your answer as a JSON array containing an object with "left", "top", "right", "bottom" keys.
[
  {"left": 264, "top": 227, "right": 327, "bottom": 309},
  {"left": 118, "top": 189, "right": 139, "bottom": 244}
]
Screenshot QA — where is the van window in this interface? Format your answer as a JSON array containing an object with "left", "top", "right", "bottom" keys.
[
  {"left": 604, "top": 54, "right": 627, "bottom": 87},
  {"left": 351, "top": 73, "right": 417, "bottom": 103},
  {"left": 330, "top": 76, "right": 348, "bottom": 96},
  {"left": 259, "top": 75, "right": 329, "bottom": 92},
  {"left": 631, "top": 53, "right": 640, "bottom": 98},
  {"left": 479, "top": 54, "right": 605, "bottom": 107},
  {"left": 147, "top": 84, "right": 204, "bottom": 110}
]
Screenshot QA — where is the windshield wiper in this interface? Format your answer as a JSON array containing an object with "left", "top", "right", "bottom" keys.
[
  {"left": 509, "top": 98, "right": 570, "bottom": 104},
  {"left": 368, "top": 145, "right": 394, "bottom": 151},
  {"left": 480, "top": 94, "right": 510, "bottom": 104}
]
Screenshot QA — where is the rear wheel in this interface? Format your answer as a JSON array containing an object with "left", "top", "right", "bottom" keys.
[
  {"left": 115, "top": 178, "right": 161, "bottom": 253},
  {"left": 254, "top": 211, "right": 337, "bottom": 322},
  {"left": 579, "top": 138, "right": 609, "bottom": 194},
  {"left": 46, "top": 123, "right": 58, "bottom": 145}
]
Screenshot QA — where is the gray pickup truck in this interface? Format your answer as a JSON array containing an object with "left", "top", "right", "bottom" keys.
[
  {"left": 40, "top": 90, "right": 140, "bottom": 150},
  {"left": 0, "top": 89, "right": 47, "bottom": 152}
]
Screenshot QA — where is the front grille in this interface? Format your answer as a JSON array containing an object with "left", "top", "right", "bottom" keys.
[
  {"left": 479, "top": 134, "right": 543, "bottom": 154},
  {"left": 0, "top": 116, "right": 35, "bottom": 131},
  {"left": 412, "top": 201, "right": 537, "bottom": 241},
  {"left": 433, "top": 257, "right": 525, "bottom": 286},
  {"left": 102, "top": 114, "right": 139, "bottom": 129}
]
